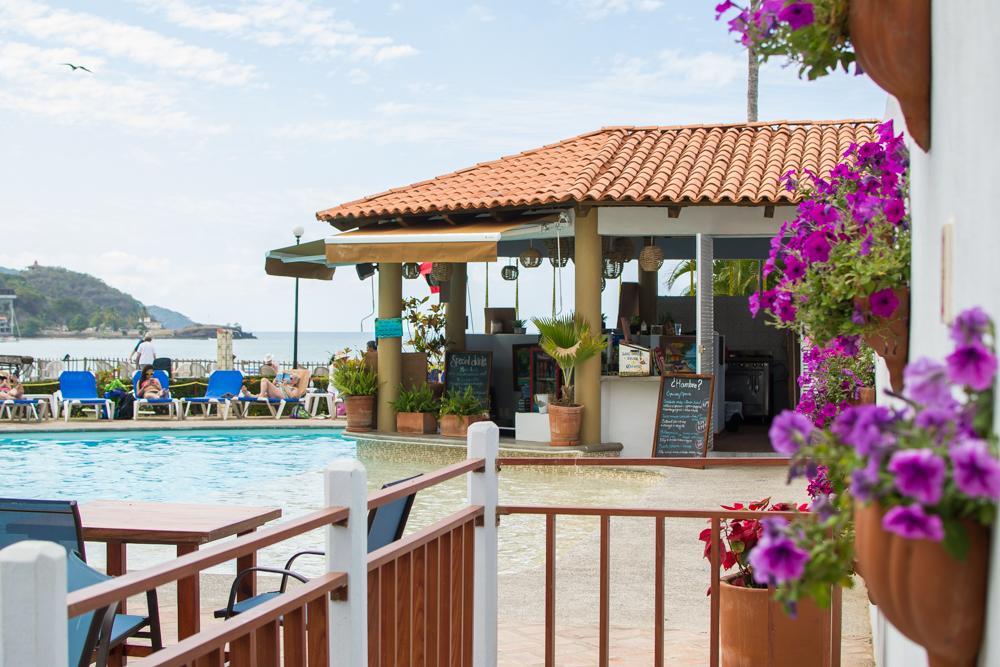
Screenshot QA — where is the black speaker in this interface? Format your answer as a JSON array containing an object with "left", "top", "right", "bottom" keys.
[{"left": 356, "top": 263, "right": 376, "bottom": 280}]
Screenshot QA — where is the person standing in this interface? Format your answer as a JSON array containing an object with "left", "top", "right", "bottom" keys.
[{"left": 133, "top": 334, "right": 157, "bottom": 368}]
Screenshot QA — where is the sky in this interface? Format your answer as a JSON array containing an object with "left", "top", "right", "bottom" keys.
[{"left": 0, "top": 0, "right": 887, "bottom": 333}]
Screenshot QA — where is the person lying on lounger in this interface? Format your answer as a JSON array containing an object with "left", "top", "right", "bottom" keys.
[
  {"left": 257, "top": 367, "right": 310, "bottom": 400},
  {"left": 137, "top": 365, "right": 166, "bottom": 399},
  {"left": 0, "top": 373, "right": 24, "bottom": 400}
]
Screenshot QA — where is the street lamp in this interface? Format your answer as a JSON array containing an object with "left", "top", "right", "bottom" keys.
[{"left": 292, "top": 225, "right": 304, "bottom": 369}]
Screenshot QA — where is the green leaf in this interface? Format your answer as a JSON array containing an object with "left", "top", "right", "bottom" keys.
[{"left": 942, "top": 519, "right": 970, "bottom": 561}]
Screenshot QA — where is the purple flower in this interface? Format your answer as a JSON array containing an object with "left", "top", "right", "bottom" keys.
[
  {"left": 883, "top": 197, "right": 906, "bottom": 224},
  {"left": 950, "top": 439, "right": 1000, "bottom": 501},
  {"left": 914, "top": 406, "right": 958, "bottom": 436},
  {"left": 783, "top": 256, "right": 807, "bottom": 282},
  {"left": 769, "top": 410, "right": 814, "bottom": 454},
  {"left": 850, "top": 459, "right": 881, "bottom": 501},
  {"left": 801, "top": 231, "right": 831, "bottom": 263},
  {"left": 882, "top": 504, "right": 944, "bottom": 542},
  {"left": 807, "top": 465, "right": 833, "bottom": 499},
  {"left": 950, "top": 307, "right": 991, "bottom": 345},
  {"left": 831, "top": 405, "right": 897, "bottom": 457},
  {"left": 904, "top": 358, "right": 954, "bottom": 406},
  {"left": 887, "top": 449, "right": 946, "bottom": 505},
  {"left": 714, "top": 1, "right": 736, "bottom": 19},
  {"left": 777, "top": 2, "right": 814, "bottom": 30},
  {"left": 869, "top": 288, "right": 899, "bottom": 319},
  {"left": 748, "top": 292, "right": 761, "bottom": 317},
  {"left": 946, "top": 341, "right": 998, "bottom": 391},
  {"left": 750, "top": 518, "right": 809, "bottom": 585}
]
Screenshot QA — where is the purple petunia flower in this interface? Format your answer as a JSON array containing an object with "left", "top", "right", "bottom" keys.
[
  {"left": 850, "top": 459, "right": 881, "bottom": 501},
  {"left": 950, "top": 439, "right": 1000, "bottom": 501},
  {"left": 950, "top": 307, "right": 991, "bottom": 346},
  {"left": 882, "top": 504, "right": 944, "bottom": 542},
  {"left": 883, "top": 197, "right": 906, "bottom": 224},
  {"left": 903, "top": 357, "right": 954, "bottom": 406},
  {"left": 869, "top": 288, "right": 899, "bottom": 319},
  {"left": 801, "top": 231, "right": 831, "bottom": 263},
  {"left": 784, "top": 256, "right": 807, "bottom": 282},
  {"left": 831, "top": 405, "right": 897, "bottom": 457},
  {"left": 769, "top": 410, "right": 814, "bottom": 454},
  {"left": 946, "top": 341, "right": 998, "bottom": 391},
  {"left": 750, "top": 518, "right": 810, "bottom": 585},
  {"left": 777, "top": 2, "right": 814, "bottom": 30},
  {"left": 887, "top": 449, "right": 946, "bottom": 505},
  {"left": 714, "top": 1, "right": 736, "bottom": 19}
]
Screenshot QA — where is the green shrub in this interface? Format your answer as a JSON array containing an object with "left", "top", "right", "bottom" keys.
[
  {"left": 391, "top": 384, "right": 439, "bottom": 414},
  {"left": 331, "top": 355, "right": 378, "bottom": 396},
  {"left": 438, "top": 386, "right": 485, "bottom": 417}
]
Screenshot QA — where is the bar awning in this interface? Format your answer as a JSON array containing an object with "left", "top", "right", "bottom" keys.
[{"left": 265, "top": 240, "right": 335, "bottom": 280}]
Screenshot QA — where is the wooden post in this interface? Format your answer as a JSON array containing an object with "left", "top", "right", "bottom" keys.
[
  {"left": 574, "top": 208, "right": 602, "bottom": 445},
  {"left": 467, "top": 421, "right": 499, "bottom": 666},
  {"left": 638, "top": 264, "right": 658, "bottom": 326},
  {"left": 446, "top": 263, "right": 468, "bottom": 351},
  {"left": 378, "top": 262, "right": 402, "bottom": 432},
  {"left": 0, "top": 541, "right": 66, "bottom": 667},
  {"left": 325, "top": 460, "right": 368, "bottom": 667}
]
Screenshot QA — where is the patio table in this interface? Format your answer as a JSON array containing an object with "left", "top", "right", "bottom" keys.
[{"left": 79, "top": 500, "right": 282, "bottom": 643}]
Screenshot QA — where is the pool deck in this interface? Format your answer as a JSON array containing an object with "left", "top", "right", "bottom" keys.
[{"left": 0, "top": 415, "right": 349, "bottom": 433}]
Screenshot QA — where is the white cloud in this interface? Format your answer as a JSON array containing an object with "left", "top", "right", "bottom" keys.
[
  {"left": 602, "top": 49, "right": 745, "bottom": 91},
  {"left": 565, "top": 0, "right": 663, "bottom": 20},
  {"left": 468, "top": 4, "right": 495, "bottom": 22},
  {"left": 0, "top": 0, "right": 255, "bottom": 86},
  {"left": 136, "top": 0, "right": 419, "bottom": 64}
]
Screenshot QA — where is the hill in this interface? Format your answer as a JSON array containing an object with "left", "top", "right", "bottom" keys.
[{"left": 146, "top": 305, "right": 197, "bottom": 330}]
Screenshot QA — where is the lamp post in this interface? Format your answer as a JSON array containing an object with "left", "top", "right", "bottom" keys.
[{"left": 292, "top": 225, "right": 304, "bottom": 369}]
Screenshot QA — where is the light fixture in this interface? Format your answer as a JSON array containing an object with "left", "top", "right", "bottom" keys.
[
  {"left": 292, "top": 225, "right": 305, "bottom": 240},
  {"left": 612, "top": 237, "right": 635, "bottom": 262},
  {"left": 501, "top": 264, "right": 519, "bottom": 281},
  {"left": 519, "top": 244, "right": 542, "bottom": 268},
  {"left": 431, "top": 262, "right": 452, "bottom": 281},
  {"left": 602, "top": 257, "right": 624, "bottom": 280},
  {"left": 356, "top": 263, "right": 377, "bottom": 280},
  {"left": 639, "top": 238, "right": 664, "bottom": 272},
  {"left": 402, "top": 263, "right": 421, "bottom": 279}
]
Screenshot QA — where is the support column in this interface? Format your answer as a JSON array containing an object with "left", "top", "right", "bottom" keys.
[
  {"left": 695, "top": 234, "right": 714, "bottom": 375},
  {"left": 638, "top": 265, "right": 658, "bottom": 326},
  {"left": 445, "top": 263, "right": 467, "bottom": 350},
  {"left": 377, "top": 263, "right": 402, "bottom": 432},
  {"left": 575, "top": 208, "right": 602, "bottom": 445}
]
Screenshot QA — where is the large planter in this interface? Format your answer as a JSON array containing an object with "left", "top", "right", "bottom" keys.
[
  {"left": 860, "top": 287, "right": 910, "bottom": 392},
  {"left": 849, "top": 0, "right": 931, "bottom": 151},
  {"left": 854, "top": 503, "right": 990, "bottom": 667},
  {"left": 439, "top": 414, "right": 487, "bottom": 438},
  {"left": 396, "top": 411, "right": 437, "bottom": 435},
  {"left": 344, "top": 395, "right": 375, "bottom": 432},
  {"left": 719, "top": 579, "right": 831, "bottom": 667},
  {"left": 547, "top": 404, "right": 583, "bottom": 446}
]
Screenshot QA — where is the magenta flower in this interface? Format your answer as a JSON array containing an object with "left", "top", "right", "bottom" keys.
[
  {"left": 946, "top": 342, "right": 998, "bottom": 391},
  {"left": 903, "top": 357, "right": 954, "bottom": 406},
  {"left": 714, "top": 1, "right": 736, "bottom": 19},
  {"left": 801, "top": 231, "right": 831, "bottom": 263},
  {"left": 882, "top": 504, "right": 944, "bottom": 542},
  {"left": 950, "top": 307, "right": 991, "bottom": 345},
  {"left": 784, "top": 256, "right": 807, "bottom": 282},
  {"left": 832, "top": 405, "right": 897, "bottom": 456},
  {"left": 868, "top": 288, "right": 899, "bottom": 319},
  {"left": 887, "top": 449, "right": 946, "bottom": 505},
  {"left": 777, "top": 2, "right": 814, "bottom": 30},
  {"left": 749, "top": 518, "right": 810, "bottom": 585},
  {"left": 883, "top": 197, "right": 906, "bottom": 224},
  {"left": 950, "top": 439, "right": 1000, "bottom": 501},
  {"left": 769, "top": 410, "right": 814, "bottom": 454},
  {"left": 807, "top": 465, "right": 834, "bottom": 499},
  {"left": 850, "top": 459, "right": 881, "bottom": 502}
]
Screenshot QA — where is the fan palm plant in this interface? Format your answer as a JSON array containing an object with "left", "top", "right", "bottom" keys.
[
  {"left": 666, "top": 260, "right": 765, "bottom": 297},
  {"left": 531, "top": 313, "right": 607, "bottom": 406}
]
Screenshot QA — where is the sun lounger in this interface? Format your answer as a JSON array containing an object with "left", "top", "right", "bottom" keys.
[
  {"left": 132, "top": 370, "right": 181, "bottom": 420},
  {"left": 180, "top": 369, "right": 242, "bottom": 419},
  {"left": 0, "top": 397, "right": 47, "bottom": 421},
  {"left": 55, "top": 371, "right": 113, "bottom": 422},
  {"left": 234, "top": 368, "right": 312, "bottom": 420}
]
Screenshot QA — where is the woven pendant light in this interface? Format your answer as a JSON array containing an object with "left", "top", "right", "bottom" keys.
[
  {"left": 612, "top": 237, "right": 635, "bottom": 262},
  {"left": 501, "top": 264, "right": 519, "bottom": 281},
  {"left": 519, "top": 245, "right": 542, "bottom": 268},
  {"left": 402, "top": 262, "right": 421, "bottom": 279},
  {"left": 431, "top": 262, "right": 452, "bottom": 281},
  {"left": 639, "top": 240, "right": 664, "bottom": 272},
  {"left": 544, "top": 237, "right": 574, "bottom": 264},
  {"left": 603, "top": 257, "right": 624, "bottom": 280}
]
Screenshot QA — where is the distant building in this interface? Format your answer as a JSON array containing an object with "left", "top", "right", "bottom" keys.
[{"left": 0, "top": 289, "right": 17, "bottom": 338}]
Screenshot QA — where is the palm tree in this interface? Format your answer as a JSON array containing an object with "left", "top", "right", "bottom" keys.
[
  {"left": 665, "top": 260, "right": 764, "bottom": 297},
  {"left": 531, "top": 313, "right": 607, "bottom": 405}
]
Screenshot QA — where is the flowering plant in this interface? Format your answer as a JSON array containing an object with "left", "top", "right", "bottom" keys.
[
  {"left": 749, "top": 121, "right": 910, "bottom": 349},
  {"left": 797, "top": 340, "right": 875, "bottom": 426},
  {"left": 715, "top": 0, "right": 854, "bottom": 79}
]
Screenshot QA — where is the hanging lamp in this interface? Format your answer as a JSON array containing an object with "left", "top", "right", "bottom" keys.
[
  {"left": 431, "top": 262, "right": 452, "bottom": 281},
  {"left": 639, "top": 237, "right": 664, "bottom": 272},
  {"left": 402, "top": 262, "right": 421, "bottom": 279},
  {"left": 519, "top": 241, "right": 542, "bottom": 268}
]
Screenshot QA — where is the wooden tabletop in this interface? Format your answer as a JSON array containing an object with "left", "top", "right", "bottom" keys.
[{"left": 79, "top": 500, "right": 282, "bottom": 545}]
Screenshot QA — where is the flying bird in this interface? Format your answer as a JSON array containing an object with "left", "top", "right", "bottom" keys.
[{"left": 61, "top": 63, "right": 93, "bottom": 73}]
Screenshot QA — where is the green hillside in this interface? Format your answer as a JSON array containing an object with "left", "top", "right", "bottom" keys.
[
  {"left": 0, "top": 265, "right": 147, "bottom": 336},
  {"left": 146, "top": 304, "right": 196, "bottom": 330}
]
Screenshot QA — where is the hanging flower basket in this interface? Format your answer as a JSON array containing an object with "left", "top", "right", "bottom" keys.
[
  {"left": 402, "top": 263, "right": 421, "bottom": 280},
  {"left": 519, "top": 247, "right": 542, "bottom": 268},
  {"left": 431, "top": 263, "right": 452, "bottom": 281},
  {"left": 856, "top": 287, "right": 910, "bottom": 392}
]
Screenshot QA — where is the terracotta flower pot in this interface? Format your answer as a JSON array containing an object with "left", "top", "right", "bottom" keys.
[
  {"left": 439, "top": 414, "right": 487, "bottom": 438},
  {"left": 849, "top": 0, "right": 931, "bottom": 150},
  {"left": 859, "top": 287, "right": 910, "bottom": 392},
  {"left": 344, "top": 395, "right": 375, "bottom": 432},
  {"left": 547, "top": 404, "right": 583, "bottom": 446},
  {"left": 854, "top": 503, "right": 990, "bottom": 667},
  {"left": 396, "top": 411, "right": 438, "bottom": 434},
  {"left": 719, "top": 579, "right": 830, "bottom": 667},
  {"left": 851, "top": 386, "right": 877, "bottom": 406}
]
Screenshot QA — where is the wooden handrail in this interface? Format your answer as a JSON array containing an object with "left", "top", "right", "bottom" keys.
[
  {"left": 367, "top": 458, "right": 486, "bottom": 510},
  {"left": 67, "top": 506, "right": 348, "bottom": 617},
  {"left": 129, "top": 571, "right": 348, "bottom": 666},
  {"left": 497, "top": 456, "right": 790, "bottom": 467},
  {"left": 498, "top": 505, "right": 800, "bottom": 520},
  {"left": 367, "top": 506, "right": 484, "bottom": 570}
]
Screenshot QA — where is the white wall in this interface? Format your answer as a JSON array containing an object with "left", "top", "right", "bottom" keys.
[{"left": 880, "top": 2, "right": 1000, "bottom": 665}]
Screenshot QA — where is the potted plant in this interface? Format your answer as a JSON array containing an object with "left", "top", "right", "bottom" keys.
[
  {"left": 512, "top": 318, "right": 527, "bottom": 335},
  {"left": 438, "top": 386, "right": 488, "bottom": 437},
  {"left": 797, "top": 340, "right": 876, "bottom": 426},
  {"left": 403, "top": 296, "right": 449, "bottom": 397},
  {"left": 698, "top": 498, "right": 833, "bottom": 666},
  {"left": 331, "top": 351, "right": 378, "bottom": 432},
  {"left": 750, "top": 120, "right": 911, "bottom": 390},
  {"left": 715, "top": 1, "right": 930, "bottom": 150},
  {"left": 391, "top": 384, "right": 439, "bottom": 434},
  {"left": 531, "top": 313, "right": 608, "bottom": 446}
]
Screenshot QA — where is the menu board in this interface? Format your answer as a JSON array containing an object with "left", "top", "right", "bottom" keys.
[
  {"left": 444, "top": 351, "right": 492, "bottom": 407},
  {"left": 652, "top": 373, "right": 714, "bottom": 458}
]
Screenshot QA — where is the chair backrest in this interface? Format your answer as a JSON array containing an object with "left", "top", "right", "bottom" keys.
[
  {"left": 58, "top": 371, "right": 99, "bottom": 400},
  {"left": 132, "top": 369, "right": 171, "bottom": 395},
  {"left": 67, "top": 551, "right": 111, "bottom": 667},
  {"left": 0, "top": 498, "right": 86, "bottom": 558},
  {"left": 152, "top": 358, "right": 172, "bottom": 377},
  {"left": 367, "top": 475, "right": 420, "bottom": 553},
  {"left": 204, "top": 370, "right": 243, "bottom": 398}
]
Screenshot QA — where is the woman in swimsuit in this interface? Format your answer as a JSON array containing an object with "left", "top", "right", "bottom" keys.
[
  {"left": 137, "top": 365, "right": 166, "bottom": 399},
  {"left": 258, "top": 367, "right": 308, "bottom": 400},
  {"left": 0, "top": 373, "right": 23, "bottom": 400}
]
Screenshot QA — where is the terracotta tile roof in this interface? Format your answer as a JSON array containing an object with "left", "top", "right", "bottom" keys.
[{"left": 317, "top": 119, "right": 878, "bottom": 225}]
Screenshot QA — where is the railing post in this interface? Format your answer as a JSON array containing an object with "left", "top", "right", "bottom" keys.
[
  {"left": 0, "top": 541, "right": 67, "bottom": 667},
  {"left": 467, "top": 421, "right": 499, "bottom": 667},
  {"left": 325, "top": 460, "right": 368, "bottom": 667}
]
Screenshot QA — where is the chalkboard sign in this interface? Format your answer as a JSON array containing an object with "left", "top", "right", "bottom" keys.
[
  {"left": 651, "top": 373, "right": 714, "bottom": 458},
  {"left": 444, "top": 351, "right": 492, "bottom": 408}
]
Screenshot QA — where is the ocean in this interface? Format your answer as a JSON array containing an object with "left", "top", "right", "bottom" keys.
[{"left": 0, "top": 331, "right": 373, "bottom": 366}]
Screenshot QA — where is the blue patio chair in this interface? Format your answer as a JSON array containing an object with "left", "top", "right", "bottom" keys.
[
  {"left": 180, "top": 370, "right": 243, "bottom": 420},
  {"left": 0, "top": 498, "right": 163, "bottom": 666},
  {"left": 214, "top": 475, "right": 420, "bottom": 619},
  {"left": 55, "top": 371, "right": 113, "bottom": 422},
  {"left": 131, "top": 369, "right": 181, "bottom": 420},
  {"left": 1, "top": 397, "right": 46, "bottom": 421},
  {"left": 234, "top": 369, "right": 311, "bottom": 420}
]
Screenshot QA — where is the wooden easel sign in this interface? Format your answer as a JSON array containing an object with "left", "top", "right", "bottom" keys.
[{"left": 651, "top": 373, "right": 714, "bottom": 458}]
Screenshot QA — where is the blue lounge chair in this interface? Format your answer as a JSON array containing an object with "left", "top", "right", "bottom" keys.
[
  {"left": 214, "top": 475, "right": 420, "bottom": 619},
  {"left": 55, "top": 371, "right": 113, "bottom": 422},
  {"left": 234, "top": 369, "right": 311, "bottom": 420},
  {"left": 131, "top": 369, "right": 181, "bottom": 420},
  {"left": 180, "top": 369, "right": 242, "bottom": 420},
  {"left": 0, "top": 498, "right": 162, "bottom": 666},
  {"left": 1, "top": 397, "right": 47, "bottom": 421}
]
